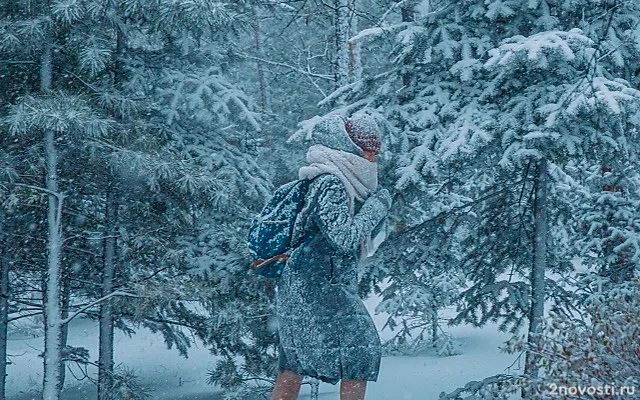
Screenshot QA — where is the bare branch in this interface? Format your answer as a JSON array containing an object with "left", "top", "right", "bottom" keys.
[
  {"left": 61, "top": 291, "right": 141, "bottom": 326},
  {"left": 236, "top": 51, "right": 334, "bottom": 81},
  {"left": 14, "top": 183, "right": 65, "bottom": 201}
]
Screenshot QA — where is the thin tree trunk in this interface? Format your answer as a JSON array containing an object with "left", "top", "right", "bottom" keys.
[
  {"left": 346, "top": 0, "right": 361, "bottom": 83},
  {"left": 524, "top": 159, "right": 547, "bottom": 377},
  {"left": 41, "top": 40, "right": 65, "bottom": 400},
  {"left": 334, "top": 0, "right": 350, "bottom": 88},
  {"left": 309, "top": 378, "right": 319, "bottom": 400},
  {"left": 334, "top": 0, "right": 360, "bottom": 87},
  {"left": 58, "top": 275, "right": 71, "bottom": 392},
  {"left": 254, "top": 21, "right": 267, "bottom": 112},
  {"left": 399, "top": 1, "right": 415, "bottom": 104},
  {"left": 98, "top": 28, "right": 124, "bottom": 400},
  {"left": 98, "top": 188, "right": 117, "bottom": 400},
  {"left": 0, "top": 215, "right": 9, "bottom": 399},
  {"left": 431, "top": 303, "right": 438, "bottom": 344}
]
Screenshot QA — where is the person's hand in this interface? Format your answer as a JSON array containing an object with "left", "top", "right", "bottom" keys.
[{"left": 373, "top": 188, "right": 392, "bottom": 210}]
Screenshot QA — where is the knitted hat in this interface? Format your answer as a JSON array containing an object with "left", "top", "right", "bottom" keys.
[
  {"left": 345, "top": 113, "right": 382, "bottom": 155},
  {"left": 308, "top": 115, "right": 364, "bottom": 156}
]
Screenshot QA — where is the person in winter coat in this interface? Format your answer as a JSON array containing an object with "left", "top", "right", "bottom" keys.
[{"left": 272, "top": 113, "right": 392, "bottom": 400}]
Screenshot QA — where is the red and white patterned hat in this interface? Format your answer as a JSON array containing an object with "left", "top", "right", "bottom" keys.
[{"left": 345, "top": 114, "right": 382, "bottom": 155}]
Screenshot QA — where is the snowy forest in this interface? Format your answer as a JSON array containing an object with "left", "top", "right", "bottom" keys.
[{"left": 1, "top": 0, "right": 640, "bottom": 399}]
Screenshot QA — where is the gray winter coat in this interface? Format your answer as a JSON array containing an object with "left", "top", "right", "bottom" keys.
[{"left": 276, "top": 173, "right": 391, "bottom": 384}]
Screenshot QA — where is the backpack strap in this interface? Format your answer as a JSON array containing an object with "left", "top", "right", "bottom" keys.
[{"left": 253, "top": 253, "right": 289, "bottom": 271}]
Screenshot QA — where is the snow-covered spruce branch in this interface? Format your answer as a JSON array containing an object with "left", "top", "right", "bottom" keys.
[
  {"left": 543, "top": 3, "right": 624, "bottom": 122},
  {"left": 438, "top": 374, "right": 515, "bottom": 400},
  {"left": 207, "top": 77, "right": 261, "bottom": 132},
  {"left": 348, "top": 23, "right": 409, "bottom": 43},
  {"left": 60, "top": 291, "right": 140, "bottom": 326}
]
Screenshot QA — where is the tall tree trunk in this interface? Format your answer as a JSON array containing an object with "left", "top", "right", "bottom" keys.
[
  {"left": 98, "top": 188, "right": 118, "bottom": 400},
  {"left": 58, "top": 274, "right": 71, "bottom": 392},
  {"left": 346, "top": 0, "right": 361, "bottom": 83},
  {"left": 334, "top": 0, "right": 350, "bottom": 88},
  {"left": 524, "top": 159, "right": 547, "bottom": 377},
  {"left": 0, "top": 214, "right": 9, "bottom": 399},
  {"left": 431, "top": 303, "right": 438, "bottom": 344},
  {"left": 98, "top": 28, "right": 124, "bottom": 400},
  {"left": 41, "top": 41, "right": 64, "bottom": 400},
  {"left": 254, "top": 21, "right": 267, "bottom": 112},
  {"left": 334, "top": 0, "right": 360, "bottom": 89},
  {"left": 399, "top": 1, "right": 415, "bottom": 104}
]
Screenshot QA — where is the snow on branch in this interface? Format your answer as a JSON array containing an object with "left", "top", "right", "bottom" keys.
[
  {"left": 158, "top": 67, "right": 261, "bottom": 131},
  {"left": 485, "top": 28, "right": 593, "bottom": 71},
  {"left": 349, "top": 23, "right": 409, "bottom": 43},
  {"left": 61, "top": 291, "right": 141, "bottom": 326},
  {"left": 5, "top": 93, "right": 112, "bottom": 137},
  {"left": 566, "top": 77, "right": 640, "bottom": 117},
  {"left": 438, "top": 374, "right": 515, "bottom": 399}
]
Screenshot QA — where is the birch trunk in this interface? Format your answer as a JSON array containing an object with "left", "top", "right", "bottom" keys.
[
  {"left": 524, "top": 159, "right": 547, "bottom": 377},
  {"left": 0, "top": 215, "right": 9, "bottom": 399},
  {"left": 334, "top": 0, "right": 350, "bottom": 88},
  {"left": 41, "top": 41, "right": 65, "bottom": 400},
  {"left": 346, "top": 0, "right": 361, "bottom": 83},
  {"left": 98, "top": 188, "right": 117, "bottom": 400},
  {"left": 334, "top": 0, "right": 361, "bottom": 88}
]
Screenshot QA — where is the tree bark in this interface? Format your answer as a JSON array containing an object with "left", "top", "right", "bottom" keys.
[
  {"left": 97, "top": 28, "right": 124, "bottom": 400},
  {"left": 254, "top": 21, "right": 267, "bottom": 112},
  {"left": 524, "top": 159, "right": 547, "bottom": 377},
  {"left": 0, "top": 214, "right": 9, "bottom": 399},
  {"left": 98, "top": 188, "right": 118, "bottom": 400},
  {"left": 334, "top": 0, "right": 361, "bottom": 89},
  {"left": 58, "top": 274, "right": 71, "bottom": 392},
  {"left": 334, "top": 0, "right": 350, "bottom": 88},
  {"left": 41, "top": 40, "right": 65, "bottom": 400},
  {"left": 399, "top": 1, "right": 415, "bottom": 103},
  {"left": 346, "top": 0, "right": 361, "bottom": 83},
  {"left": 431, "top": 303, "right": 438, "bottom": 344}
]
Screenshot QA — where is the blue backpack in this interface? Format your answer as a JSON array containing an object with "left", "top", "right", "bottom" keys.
[{"left": 248, "top": 178, "right": 315, "bottom": 278}]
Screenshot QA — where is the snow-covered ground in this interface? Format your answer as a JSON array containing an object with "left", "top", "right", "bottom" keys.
[{"left": 7, "top": 298, "right": 518, "bottom": 400}]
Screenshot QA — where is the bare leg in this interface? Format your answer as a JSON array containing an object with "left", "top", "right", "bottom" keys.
[
  {"left": 340, "top": 380, "right": 367, "bottom": 400},
  {"left": 272, "top": 370, "right": 303, "bottom": 400}
]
